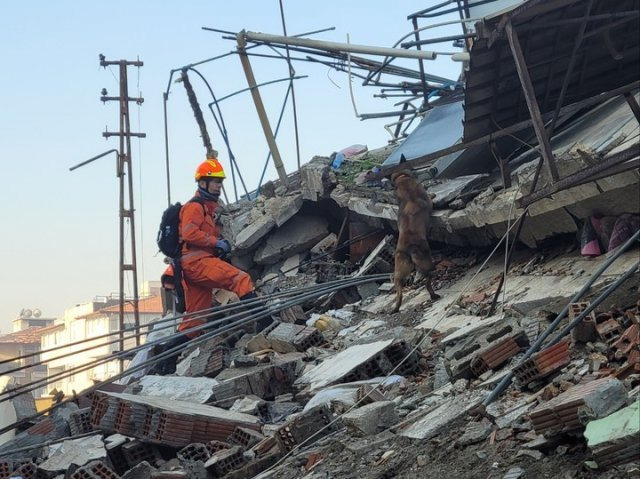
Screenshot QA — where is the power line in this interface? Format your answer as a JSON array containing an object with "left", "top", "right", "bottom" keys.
[
  {"left": 0, "top": 273, "right": 388, "bottom": 436},
  {"left": 1, "top": 275, "right": 389, "bottom": 401}
]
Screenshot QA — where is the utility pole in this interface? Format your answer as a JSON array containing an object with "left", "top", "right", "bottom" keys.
[{"left": 99, "top": 55, "right": 145, "bottom": 369}]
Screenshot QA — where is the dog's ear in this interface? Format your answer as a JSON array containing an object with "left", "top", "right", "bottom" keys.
[{"left": 399, "top": 154, "right": 407, "bottom": 164}]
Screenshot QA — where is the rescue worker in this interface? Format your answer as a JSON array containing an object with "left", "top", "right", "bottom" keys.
[{"left": 178, "top": 158, "right": 257, "bottom": 336}]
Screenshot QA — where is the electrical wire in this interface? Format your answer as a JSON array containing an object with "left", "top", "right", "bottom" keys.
[
  {"left": 5, "top": 225, "right": 389, "bottom": 368},
  {"left": 0, "top": 274, "right": 388, "bottom": 436},
  {"left": 187, "top": 67, "right": 250, "bottom": 200},
  {"left": 0, "top": 275, "right": 390, "bottom": 401},
  {"left": 1, "top": 274, "right": 385, "bottom": 378}
]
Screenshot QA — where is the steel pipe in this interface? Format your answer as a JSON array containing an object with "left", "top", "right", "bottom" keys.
[
  {"left": 241, "top": 31, "right": 437, "bottom": 60},
  {"left": 482, "top": 228, "right": 640, "bottom": 407}
]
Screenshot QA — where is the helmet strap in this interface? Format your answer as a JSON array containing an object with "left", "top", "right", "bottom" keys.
[{"left": 198, "top": 184, "right": 220, "bottom": 202}]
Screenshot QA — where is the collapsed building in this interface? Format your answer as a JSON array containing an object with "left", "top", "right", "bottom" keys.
[{"left": 1, "top": 0, "right": 639, "bottom": 478}]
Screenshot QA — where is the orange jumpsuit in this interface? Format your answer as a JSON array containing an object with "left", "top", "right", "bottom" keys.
[{"left": 177, "top": 192, "right": 254, "bottom": 336}]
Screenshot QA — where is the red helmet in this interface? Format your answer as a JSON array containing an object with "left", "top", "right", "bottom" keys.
[{"left": 195, "top": 159, "right": 226, "bottom": 181}]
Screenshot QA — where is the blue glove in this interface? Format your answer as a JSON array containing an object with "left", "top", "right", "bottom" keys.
[{"left": 215, "top": 239, "right": 231, "bottom": 255}]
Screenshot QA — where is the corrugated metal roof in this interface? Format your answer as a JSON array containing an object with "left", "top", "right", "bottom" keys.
[
  {"left": 463, "top": 0, "right": 640, "bottom": 142},
  {"left": 382, "top": 98, "right": 502, "bottom": 177}
]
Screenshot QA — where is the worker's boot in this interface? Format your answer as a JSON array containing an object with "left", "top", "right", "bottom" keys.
[{"left": 239, "top": 291, "right": 273, "bottom": 333}]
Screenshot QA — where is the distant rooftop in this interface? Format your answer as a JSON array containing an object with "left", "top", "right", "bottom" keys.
[
  {"left": 0, "top": 324, "right": 62, "bottom": 345},
  {"left": 78, "top": 295, "right": 163, "bottom": 319}
]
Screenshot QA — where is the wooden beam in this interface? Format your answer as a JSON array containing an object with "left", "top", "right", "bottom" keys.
[{"left": 505, "top": 22, "right": 559, "bottom": 181}]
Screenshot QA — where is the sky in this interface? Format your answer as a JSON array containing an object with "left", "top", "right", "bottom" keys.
[{"left": 0, "top": 1, "right": 462, "bottom": 333}]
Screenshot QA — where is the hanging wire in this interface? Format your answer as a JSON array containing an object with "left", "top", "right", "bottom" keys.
[
  {"left": 0, "top": 275, "right": 376, "bottom": 383},
  {"left": 278, "top": 0, "right": 302, "bottom": 170},
  {"left": 187, "top": 67, "right": 250, "bottom": 200},
  {"left": 256, "top": 81, "right": 293, "bottom": 195}
]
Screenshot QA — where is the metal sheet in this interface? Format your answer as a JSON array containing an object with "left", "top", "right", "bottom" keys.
[
  {"left": 383, "top": 99, "right": 497, "bottom": 177},
  {"left": 384, "top": 100, "right": 465, "bottom": 168}
]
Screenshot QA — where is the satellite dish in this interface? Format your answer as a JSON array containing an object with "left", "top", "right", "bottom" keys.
[
  {"left": 33, "top": 309, "right": 42, "bottom": 318},
  {"left": 22, "top": 309, "right": 32, "bottom": 318}
]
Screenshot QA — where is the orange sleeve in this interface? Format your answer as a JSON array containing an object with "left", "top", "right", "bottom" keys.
[{"left": 179, "top": 202, "right": 218, "bottom": 249}]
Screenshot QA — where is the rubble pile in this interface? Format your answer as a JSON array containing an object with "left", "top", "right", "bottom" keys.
[{"left": 1, "top": 234, "right": 638, "bottom": 478}]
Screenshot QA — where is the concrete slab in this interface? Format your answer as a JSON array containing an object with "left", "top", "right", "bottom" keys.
[
  {"left": 486, "top": 396, "right": 534, "bottom": 429},
  {"left": 439, "top": 315, "right": 505, "bottom": 345},
  {"left": 235, "top": 213, "right": 276, "bottom": 251},
  {"left": 39, "top": 435, "right": 106, "bottom": 472},
  {"left": 134, "top": 376, "right": 221, "bottom": 404},
  {"left": 264, "top": 194, "right": 303, "bottom": 227},
  {"left": 295, "top": 339, "right": 394, "bottom": 391},
  {"left": 101, "top": 391, "right": 261, "bottom": 425},
  {"left": 399, "top": 391, "right": 482, "bottom": 439},
  {"left": 342, "top": 401, "right": 398, "bottom": 435},
  {"left": 337, "top": 320, "right": 387, "bottom": 340},
  {"left": 281, "top": 254, "right": 300, "bottom": 277},
  {"left": 347, "top": 197, "right": 398, "bottom": 221},
  {"left": 254, "top": 215, "right": 328, "bottom": 265},
  {"left": 429, "top": 175, "right": 488, "bottom": 209}
]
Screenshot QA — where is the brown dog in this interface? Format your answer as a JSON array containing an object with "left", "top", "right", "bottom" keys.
[{"left": 391, "top": 171, "right": 440, "bottom": 313}]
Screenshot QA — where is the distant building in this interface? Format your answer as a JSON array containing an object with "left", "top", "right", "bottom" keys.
[
  {"left": 12, "top": 308, "right": 55, "bottom": 333},
  {"left": 0, "top": 324, "right": 60, "bottom": 398},
  {"left": 40, "top": 294, "right": 163, "bottom": 395}
]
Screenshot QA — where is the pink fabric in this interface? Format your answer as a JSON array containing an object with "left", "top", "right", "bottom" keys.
[
  {"left": 340, "top": 144, "right": 368, "bottom": 158},
  {"left": 581, "top": 239, "right": 602, "bottom": 257}
]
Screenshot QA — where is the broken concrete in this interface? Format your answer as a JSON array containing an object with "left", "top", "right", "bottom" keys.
[
  {"left": 234, "top": 213, "right": 276, "bottom": 251},
  {"left": 130, "top": 375, "right": 221, "bottom": 403},
  {"left": 246, "top": 321, "right": 325, "bottom": 354},
  {"left": 342, "top": 401, "right": 398, "bottom": 436},
  {"left": 39, "top": 434, "right": 106, "bottom": 474},
  {"left": 400, "top": 391, "right": 483, "bottom": 440},
  {"left": 300, "top": 156, "right": 335, "bottom": 201},
  {"left": 428, "top": 174, "right": 488, "bottom": 208},
  {"left": 264, "top": 194, "right": 304, "bottom": 227},
  {"left": 254, "top": 215, "right": 329, "bottom": 265},
  {"left": 295, "top": 339, "right": 393, "bottom": 391},
  {"left": 456, "top": 418, "right": 492, "bottom": 446}
]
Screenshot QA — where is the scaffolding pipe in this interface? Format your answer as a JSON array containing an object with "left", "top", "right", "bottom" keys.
[{"left": 242, "top": 31, "right": 437, "bottom": 60}]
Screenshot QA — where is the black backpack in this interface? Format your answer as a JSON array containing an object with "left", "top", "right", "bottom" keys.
[{"left": 157, "top": 197, "right": 205, "bottom": 259}]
